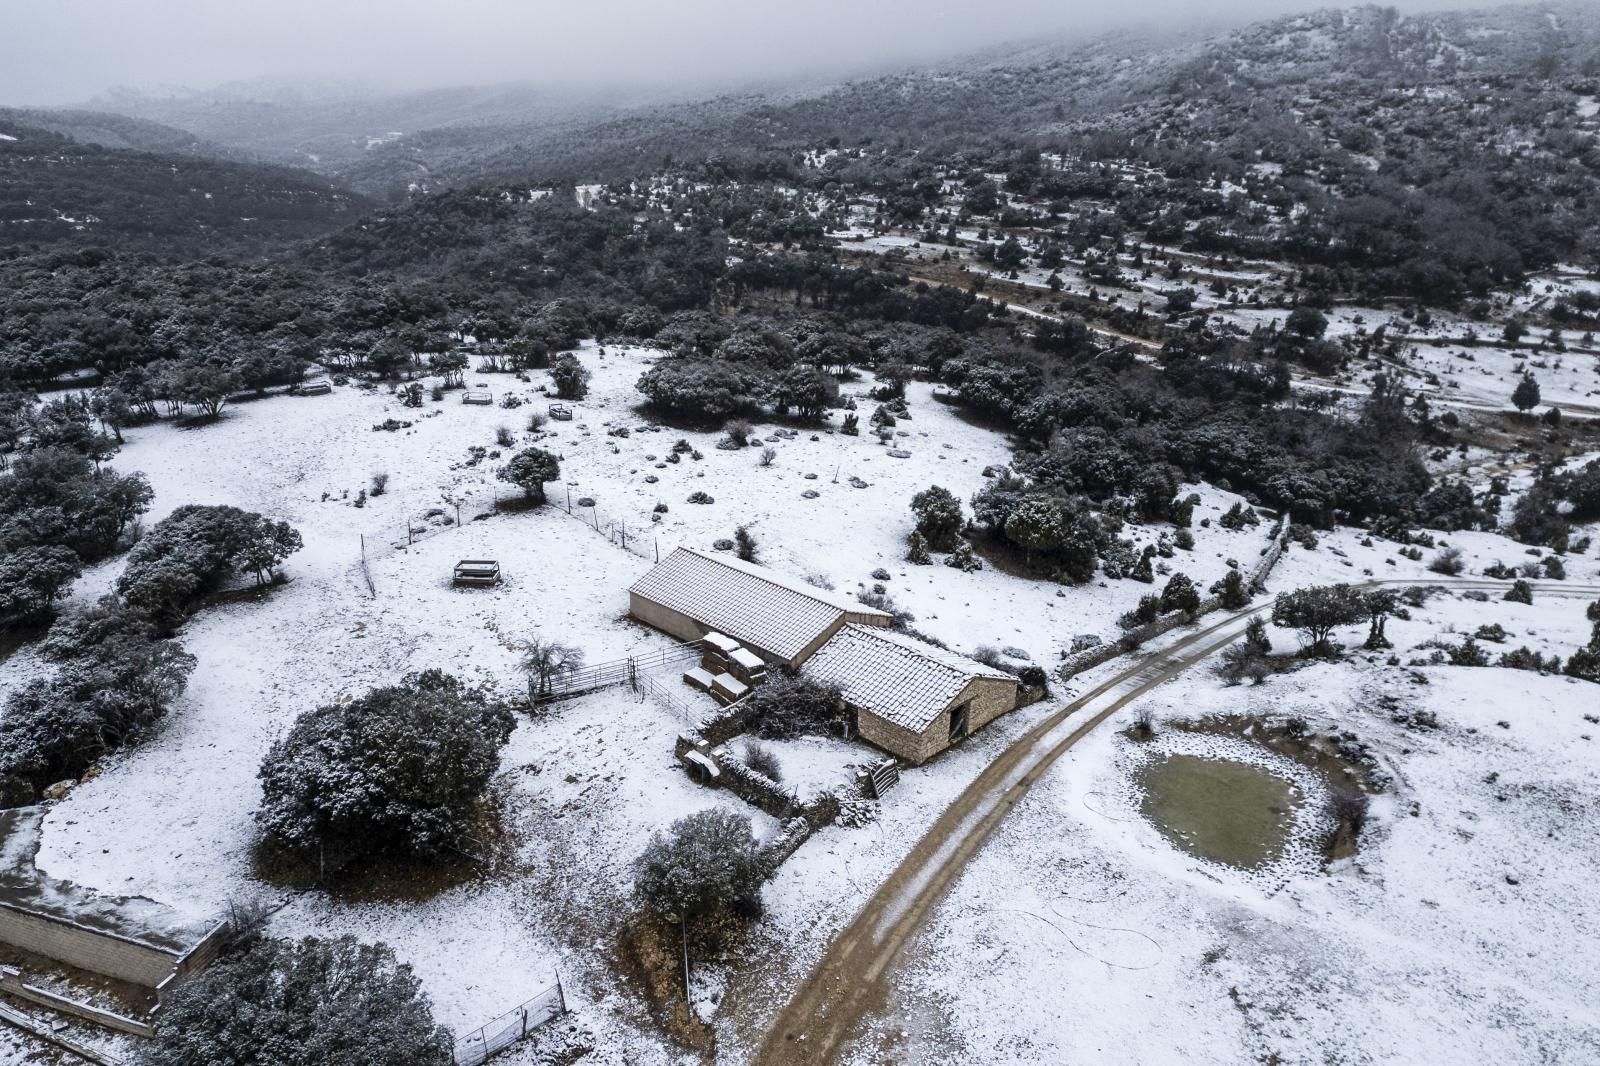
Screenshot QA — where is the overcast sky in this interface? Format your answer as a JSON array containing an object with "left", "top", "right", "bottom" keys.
[{"left": 7, "top": 0, "right": 1450, "bottom": 105}]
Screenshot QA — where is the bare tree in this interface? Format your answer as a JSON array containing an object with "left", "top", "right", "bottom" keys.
[{"left": 517, "top": 637, "right": 585, "bottom": 701}]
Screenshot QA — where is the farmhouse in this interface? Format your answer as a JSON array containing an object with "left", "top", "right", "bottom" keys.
[
  {"left": 629, "top": 547, "right": 892, "bottom": 666},
  {"left": 805, "top": 624, "right": 1019, "bottom": 764},
  {"left": 631, "top": 547, "right": 1022, "bottom": 764}
]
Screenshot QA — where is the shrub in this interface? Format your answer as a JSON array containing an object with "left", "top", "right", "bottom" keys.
[
  {"left": 910, "top": 485, "right": 964, "bottom": 551},
  {"left": 723, "top": 419, "right": 755, "bottom": 447},
  {"left": 687, "top": 491, "right": 714, "bottom": 504},
  {"left": 256, "top": 670, "right": 515, "bottom": 872},
  {"left": 494, "top": 425, "right": 515, "bottom": 448},
  {"left": 1159, "top": 573, "right": 1200, "bottom": 615},
  {"left": 906, "top": 530, "right": 932, "bottom": 564},
  {"left": 497, "top": 447, "right": 560, "bottom": 504},
  {"left": 550, "top": 354, "right": 589, "bottom": 399},
  {"left": 944, "top": 539, "right": 981, "bottom": 572},
  {"left": 745, "top": 672, "right": 844, "bottom": 739},
  {"left": 370, "top": 472, "right": 389, "bottom": 497},
  {"left": 633, "top": 809, "right": 766, "bottom": 921},
  {"left": 117, "top": 505, "right": 301, "bottom": 619},
  {"left": 1216, "top": 568, "right": 1250, "bottom": 609},
  {"left": 734, "top": 525, "right": 758, "bottom": 563},
  {"left": 759, "top": 446, "right": 777, "bottom": 467},
  {"left": 1427, "top": 546, "right": 1465, "bottom": 575},
  {"left": 138, "top": 936, "right": 451, "bottom": 1066},
  {"left": 742, "top": 741, "right": 783, "bottom": 783},
  {"left": 1504, "top": 580, "right": 1534, "bottom": 605}
]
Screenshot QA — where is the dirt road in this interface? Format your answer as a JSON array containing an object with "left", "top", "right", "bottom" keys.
[{"left": 753, "top": 580, "right": 1600, "bottom": 1066}]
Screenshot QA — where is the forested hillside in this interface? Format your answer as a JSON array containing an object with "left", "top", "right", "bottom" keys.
[{"left": 0, "top": 120, "right": 369, "bottom": 252}]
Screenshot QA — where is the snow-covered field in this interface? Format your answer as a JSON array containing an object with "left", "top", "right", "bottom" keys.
[
  {"left": 841, "top": 590, "right": 1600, "bottom": 1064},
  {"left": 2, "top": 343, "right": 1597, "bottom": 1064}
]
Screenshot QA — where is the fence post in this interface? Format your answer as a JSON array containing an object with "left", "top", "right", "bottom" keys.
[{"left": 555, "top": 968, "right": 565, "bottom": 1014}]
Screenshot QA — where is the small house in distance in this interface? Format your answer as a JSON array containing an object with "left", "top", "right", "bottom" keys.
[
  {"left": 806, "top": 624, "right": 1018, "bottom": 764},
  {"left": 629, "top": 547, "right": 892, "bottom": 668}
]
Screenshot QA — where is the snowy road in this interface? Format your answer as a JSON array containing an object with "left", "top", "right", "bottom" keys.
[{"left": 753, "top": 579, "right": 1600, "bottom": 1066}]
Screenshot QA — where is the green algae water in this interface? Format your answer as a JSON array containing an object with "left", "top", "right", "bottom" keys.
[{"left": 1136, "top": 754, "right": 1301, "bottom": 869}]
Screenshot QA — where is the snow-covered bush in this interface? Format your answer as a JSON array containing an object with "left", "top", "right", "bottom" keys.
[
  {"left": 497, "top": 447, "right": 560, "bottom": 504},
  {"left": 550, "top": 353, "right": 589, "bottom": 399},
  {"left": 256, "top": 670, "right": 515, "bottom": 873},
  {"left": 117, "top": 505, "right": 302, "bottom": 620},
  {"left": 910, "top": 485, "right": 964, "bottom": 551},
  {"left": 633, "top": 809, "right": 766, "bottom": 921},
  {"left": 745, "top": 672, "right": 845, "bottom": 740},
  {"left": 138, "top": 936, "right": 452, "bottom": 1066}
]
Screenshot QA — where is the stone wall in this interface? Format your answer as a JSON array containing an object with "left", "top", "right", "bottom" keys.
[
  {"left": 0, "top": 901, "right": 180, "bottom": 988},
  {"left": 1055, "top": 517, "right": 1290, "bottom": 687}
]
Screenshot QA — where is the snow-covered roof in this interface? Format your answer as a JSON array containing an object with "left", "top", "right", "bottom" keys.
[
  {"left": 805, "top": 624, "right": 1015, "bottom": 733},
  {"left": 629, "top": 547, "right": 891, "bottom": 662}
]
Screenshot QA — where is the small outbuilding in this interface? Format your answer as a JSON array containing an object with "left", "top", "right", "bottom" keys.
[
  {"left": 629, "top": 547, "right": 891, "bottom": 667},
  {"left": 804, "top": 624, "right": 1019, "bottom": 765}
]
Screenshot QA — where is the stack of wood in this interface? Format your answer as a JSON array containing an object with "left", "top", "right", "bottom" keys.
[{"left": 696, "top": 632, "right": 766, "bottom": 705}]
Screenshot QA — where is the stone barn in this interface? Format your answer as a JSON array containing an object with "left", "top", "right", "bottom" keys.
[
  {"left": 629, "top": 547, "right": 892, "bottom": 667},
  {"left": 804, "top": 624, "right": 1019, "bottom": 764}
]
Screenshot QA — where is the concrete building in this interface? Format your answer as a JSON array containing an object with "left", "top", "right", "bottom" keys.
[
  {"left": 805, "top": 624, "right": 1019, "bottom": 764},
  {"left": 629, "top": 547, "right": 892, "bottom": 667}
]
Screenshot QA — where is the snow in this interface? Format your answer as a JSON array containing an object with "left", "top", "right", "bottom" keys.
[
  {"left": 840, "top": 590, "right": 1600, "bottom": 1064},
  {"left": 4, "top": 342, "right": 1596, "bottom": 1063}
]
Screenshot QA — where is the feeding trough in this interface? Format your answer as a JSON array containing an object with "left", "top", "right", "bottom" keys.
[
  {"left": 548, "top": 403, "right": 574, "bottom": 421},
  {"left": 452, "top": 559, "right": 501, "bottom": 587},
  {"left": 296, "top": 378, "right": 332, "bottom": 396},
  {"left": 463, "top": 385, "right": 493, "bottom": 405}
]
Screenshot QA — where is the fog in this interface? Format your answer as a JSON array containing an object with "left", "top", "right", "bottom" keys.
[{"left": 8, "top": 0, "right": 1461, "bottom": 105}]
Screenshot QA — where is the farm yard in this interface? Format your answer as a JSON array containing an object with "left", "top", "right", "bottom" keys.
[
  {"left": 0, "top": 339, "right": 1596, "bottom": 1065},
  {"left": 5, "top": 5, "right": 1600, "bottom": 1062}
]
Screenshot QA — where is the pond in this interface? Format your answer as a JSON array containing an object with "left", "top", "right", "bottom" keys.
[{"left": 1135, "top": 754, "right": 1301, "bottom": 870}]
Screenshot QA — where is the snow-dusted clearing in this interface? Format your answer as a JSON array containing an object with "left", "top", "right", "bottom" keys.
[
  {"left": 845, "top": 591, "right": 1600, "bottom": 1065},
  {"left": 2, "top": 344, "right": 1596, "bottom": 1064}
]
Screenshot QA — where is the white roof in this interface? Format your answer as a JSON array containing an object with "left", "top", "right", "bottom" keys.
[
  {"left": 805, "top": 624, "right": 1015, "bottom": 733},
  {"left": 630, "top": 547, "right": 891, "bottom": 661}
]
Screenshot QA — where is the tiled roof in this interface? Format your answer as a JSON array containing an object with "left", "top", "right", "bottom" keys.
[
  {"left": 804, "top": 624, "right": 1015, "bottom": 733},
  {"left": 629, "top": 547, "right": 891, "bottom": 662}
]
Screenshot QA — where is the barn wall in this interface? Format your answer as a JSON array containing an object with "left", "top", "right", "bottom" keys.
[
  {"left": 629, "top": 593, "right": 803, "bottom": 665},
  {"left": 857, "top": 676, "right": 1020, "bottom": 765}
]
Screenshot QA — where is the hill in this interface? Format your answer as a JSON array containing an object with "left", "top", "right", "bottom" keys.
[{"left": 0, "top": 119, "right": 372, "bottom": 252}]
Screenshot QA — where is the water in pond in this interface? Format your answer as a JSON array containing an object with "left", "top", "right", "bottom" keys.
[{"left": 1136, "top": 754, "right": 1300, "bottom": 870}]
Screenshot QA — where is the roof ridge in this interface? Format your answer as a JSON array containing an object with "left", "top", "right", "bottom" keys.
[{"left": 674, "top": 546, "right": 890, "bottom": 618}]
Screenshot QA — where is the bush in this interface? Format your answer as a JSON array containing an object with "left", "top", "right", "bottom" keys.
[
  {"left": 734, "top": 525, "right": 758, "bottom": 563},
  {"left": 497, "top": 447, "right": 560, "bottom": 504},
  {"left": 1216, "top": 568, "right": 1250, "bottom": 609},
  {"left": 1427, "top": 546, "right": 1465, "bottom": 575},
  {"left": 633, "top": 809, "right": 766, "bottom": 921},
  {"left": 256, "top": 670, "right": 515, "bottom": 872},
  {"left": 745, "top": 672, "right": 844, "bottom": 739},
  {"left": 370, "top": 472, "right": 389, "bottom": 497},
  {"left": 906, "top": 530, "right": 932, "bottom": 564},
  {"left": 550, "top": 353, "right": 589, "bottom": 399},
  {"left": 117, "top": 505, "right": 302, "bottom": 620},
  {"left": 1159, "top": 573, "right": 1200, "bottom": 615},
  {"left": 494, "top": 425, "right": 515, "bottom": 447},
  {"left": 723, "top": 419, "right": 755, "bottom": 447},
  {"left": 1504, "top": 580, "right": 1534, "bottom": 605},
  {"left": 910, "top": 485, "right": 964, "bottom": 551},
  {"left": 138, "top": 936, "right": 452, "bottom": 1066},
  {"left": 742, "top": 741, "right": 783, "bottom": 783}
]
